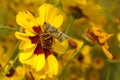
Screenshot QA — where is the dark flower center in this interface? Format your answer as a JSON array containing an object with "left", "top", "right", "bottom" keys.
[
  {"left": 77, "top": 52, "right": 84, "bottom": 62},
  {"left": 29, "top": 25, "right": 54, "bottom": 57},
  {"left": 40, "top": 32, "right": 54, "bottom": 49},
  {"left": 69, "top": 6, "right": 87, "bottom": 19},
  {"left": 6, "top": 67, "right": 15, "bottom": 77},
  {"left": 85, "top": 28, "right": 106, "bottom": 45}
]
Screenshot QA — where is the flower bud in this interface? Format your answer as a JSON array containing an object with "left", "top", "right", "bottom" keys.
[
  {"left": 69, "top": 6, "right": 87, "bottom": 19},
  {"left": 6, "top": 67, "right": 15, "bottom": 77},
  {"left": 68, "top": 39, "right": 77, "bottom": 49}
]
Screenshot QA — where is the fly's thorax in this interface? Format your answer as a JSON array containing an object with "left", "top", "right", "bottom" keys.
[{"left": 43, "top": 23, "right": 64, "bottom": 42}]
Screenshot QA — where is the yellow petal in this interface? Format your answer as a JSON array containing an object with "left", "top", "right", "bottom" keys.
[
  {"left": 25, "top": 29, "right": 36, "bottom": 36},
  {"left": 15, "top": 32, "right": 30, "bottom": 41},
  {"left": 101, "top": 46, "right": 113, "bottom": 59},
  {"left": 16, "top": 66, "right": 25, "bottom": 77},
  {"left": 29, "top": 18, "right": 41, "bottom": 29},
  {"left": 38, "top": 4, "right": 46, "bottom": 26},
  {"left": 117, "top": 33, "right": 120, "bottom": 41},
  {"left": 62, "top": 0, "right": 86, "bottom": 8},
  {"left": 52, "top": 38, "right": 84, "bottom": 54},
  {"left": 50, "top": 15, "right": 63, "bottom": 29},
  {"left": 45, "top": 4, "right": 56, "bottom": 23},
  {"left": 103, "top": 42, "right": 109, "bottom": 49},
  {"left": 19, "top": 41, "right": 36, "bottom": 49},
  {"left": 32, "top": 54, "right": 45, "bottom": 71},
  {"left": 77, "top": 0, "right": 86, "bottom": 6},
  {"left": 52, "top": 39, "right": 68, "bottom": 54},
  {"left": 47, "top": 54, "right": 58, "bottom": 76},
  {"left": 19, "top": 46, "right": 36, "bottom": 62},
  {"left": 19, "top": 48, "right": 45, "bottom": 71},
  {"left": 81, "top": 45, "right": 91, "bottom": 55},
  {"left": 16, "top": 10, "right": 35, "bottom": 32},
  {"left": 44, "top": 4, "right": 63, "bottom": 28}
]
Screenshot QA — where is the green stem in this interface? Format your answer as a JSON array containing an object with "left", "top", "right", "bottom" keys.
[
  {"left": 61, "top": 43, "right": 85, "bottom": 77},
  {"left": 65, "top": 17, "right": 74, "bottom": 35},
  {"left": 0, "top": 50, "right": 20, "bottom": 80},
  {"left": 0, "top": 25, "right": 19, "bottom": 31},
  {"left": 54, "top": 0, "right": 60, "bottom": 7},
  {"left": 0, "top": 41, "right": 20, "bottom": 74},
  {"left": 106, "top": 66, "right": 111, "bottom": 80}
]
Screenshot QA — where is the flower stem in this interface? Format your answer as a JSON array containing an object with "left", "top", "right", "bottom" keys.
[
  {"left": 106, "top": 66, "right": 111, "bottom": 80},
  {"left": 60, "top": 43, "right": 85, "bottom": 78},
  {"left": 54, "top": 0, "right": 61, "bottom": 7},
  {"left": 0, "top": 25, "right": 19, "bottom": 31},
  {"left": 65, "top": 17, "right": 74, "bottom": 35}
]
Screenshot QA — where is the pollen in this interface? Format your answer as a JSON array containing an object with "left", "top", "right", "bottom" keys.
[{"left": 40, "top": 32, "right": 54, "bottom": 49}]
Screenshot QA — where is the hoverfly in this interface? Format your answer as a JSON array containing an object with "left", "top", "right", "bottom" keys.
[{"left": 43, "top": 23, "right": 70, "bottom": 42}]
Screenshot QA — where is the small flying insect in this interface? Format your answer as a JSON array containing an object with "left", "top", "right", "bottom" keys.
[{"left": 43, "top": 23, "right": 70, "bottom": 42}]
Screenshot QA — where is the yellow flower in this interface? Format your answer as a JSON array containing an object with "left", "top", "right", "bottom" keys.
[
  {"left": 15, "top": 3, "right": 66, "bottom": 78},
  {"left": 0, "top": 44, "right": 9, "bottom": 67},
  {"left": 76, "top": 45, "right": 91, "bottom": 71},
  {"left": 85, "top": 24, "right": 113, "bottom": 59},
  {"left": 82, "top": 0, "right": 103, "bottom": 24},
  {"left": 92, "top": 56, "right": 105, "bottom": 70},
  {"left": 117, "top": 33, "right": 120, "bottom": 42},
  {"left": 3, "top": 66, "right": 25, "bottom": 80},
  {"left": 61, "top": 0, "right": 86, "bottom": 19},
  {"left": 63, "top": 45, "right": 91, "bottom": 79},
  {"left": 59, "top": 38, "right": 84, "bottom": 63},
  {"left": 0, "top": 59, "right": 25, "bottom": 80},
  {"left": 58, "top": 38, "right": 84, "bottom": 79},
  {"left": 52, "top": 37, "right": 84, "bottom": 56},
  {"left": 61, "top": 0, "right": 103, "bottom": 24},
  {"left": 62, "top": 0, "right": 86, "bottom": 9},
  {"left": 88, "top": 70, "right": 100, "bottom": 80},
  {"left": 0, "top": 44, "right": 4, "bottom": 55},
  {"left": 59, "top": 38, "right": 89, "bottom": 70}
]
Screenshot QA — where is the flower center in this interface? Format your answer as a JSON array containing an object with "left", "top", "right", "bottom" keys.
[
  {"left": 6, "top": 66, "right": 15, "bottom": 77},
  {"left": 39, "top": 32, "right": 54, "bottom": 49},
  {"left": 30, "top": 26, "right": 54, "bottom": 49},
  {"left": 77, "top": 52, "right": 84, "bottom": 62},
  {"left": 30, "top": 26, "right": 54, "bottom": 56}
]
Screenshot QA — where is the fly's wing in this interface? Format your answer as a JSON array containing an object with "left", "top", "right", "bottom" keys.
[
  {"left": 50, "top": 26, "right": 63, "bottom": 41},
  {"left": 44, "top": 24, "right": 69, "bottom": 42}
]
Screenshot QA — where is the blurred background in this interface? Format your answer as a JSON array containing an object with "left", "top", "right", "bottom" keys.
[{"left": 0, "top": 0, "right": 120, "bottom": 80}]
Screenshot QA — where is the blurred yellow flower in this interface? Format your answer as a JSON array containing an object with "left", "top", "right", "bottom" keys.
[
  {"left": 62, "top": 0, "right": 86, "bottom": 9},
  {"left": 0, "top": 44, "right": 4, "bottom": 55},
  {"left": 61, "top": 0, "right": 103, "bottom": 24},
  {"left": 82, "top": 0, "right": 103, "bottom": 24},
  {"left": 117, "top": 33, "right": 120, "bottom": 42},
  {"left": 0, "top": 59, "right": 25, "bottom": 80},
  {"left": 61, "top": 0, "right": 86, "bottom": 19},
  {"left": 3, "top": 66, "right": 25, "bottom": 80},
  {"left": 76, "top": 45, "right": 91, "bottom": 71},
  {"left": 59, "top": 38, "right": 84, "bottom": 65},
  {"left": 15, "top": 3, "right": 66, "bottom": 78},
  {"left": 92, "top": 56, "right": 105, "bottom": 70},
  {"left": 88, "top": 70, "right": 100, "bottom": 80},
  {"left": 0, "top": 45, "right": 9, "bottom": 68},
  {"left": 85, "top": 24, "right": 113, "bottom": 59}
]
